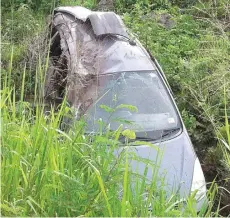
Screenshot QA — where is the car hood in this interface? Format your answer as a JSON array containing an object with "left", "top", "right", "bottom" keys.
[{"left": 114, "top": 131, "right": 196, "bottom": 198}]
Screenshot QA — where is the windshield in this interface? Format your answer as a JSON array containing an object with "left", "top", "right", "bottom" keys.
[{"left": 83, "top": 71, "right": 182, "bottom": 141}]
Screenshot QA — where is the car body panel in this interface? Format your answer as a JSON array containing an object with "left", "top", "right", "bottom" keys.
[
  {"left": 114, "top": 131, "right": 196, "bottom": 198},
  {"left": 55, "top": 6, "right": 92, "bottom": 22},
  {"left": 98, "top": 38, "right": 156, "bottom": 74},
  {"left": 55, "top": 6, "right": 128, "bottom": 37}
]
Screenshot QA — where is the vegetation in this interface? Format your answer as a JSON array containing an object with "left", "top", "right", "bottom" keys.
[
  {"left": 1, "top": 68, "right": 219, "bottom": 216},
  {"left": 1, "top": 0, "right": 230, "bottom": 216}
]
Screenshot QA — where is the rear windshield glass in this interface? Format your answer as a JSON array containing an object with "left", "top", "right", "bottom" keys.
[{"left": 83, "top": 71, "right": 182, "bottom": 139}]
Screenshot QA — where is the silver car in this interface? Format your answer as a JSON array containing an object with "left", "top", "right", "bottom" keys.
[{"left": 45, "top": 6, "right": 207, "bottom": 211}]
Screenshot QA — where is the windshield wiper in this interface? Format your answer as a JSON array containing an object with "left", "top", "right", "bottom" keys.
[
  {"left": 134, "top": 136, "right": 155, "bottom": 142},
  {"left": 119, "top": 135, "right": 155, "bottom": 143},
  {"left": 161, "top": 128, "right": 181, "bottom": 138}
]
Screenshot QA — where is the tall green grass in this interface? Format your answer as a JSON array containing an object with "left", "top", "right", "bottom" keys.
[
  {"left": 1, "top": 49, "right": 220, "bottom": 217},
  {"left": 217, "top": 84, "right": 230, "bottom": 170}
]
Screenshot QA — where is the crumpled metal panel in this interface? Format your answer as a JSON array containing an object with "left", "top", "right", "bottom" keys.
[
  {"left": 54, "top": 6, "right": 91, "bottom": 22},
  {"left": 54, "top": 6, "right": 128, "bottom": 37},
  {"left": 88, "top": 12, "right": 128, "bottom": 37}
]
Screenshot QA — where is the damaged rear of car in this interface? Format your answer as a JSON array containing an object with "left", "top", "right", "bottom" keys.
[{"left": 45, "top": 6, "right": 207, "bottom": 211}]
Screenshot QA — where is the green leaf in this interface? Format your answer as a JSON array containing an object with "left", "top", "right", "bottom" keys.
[
  {"left": 116, "top": 104, "right": 138, "bottom": 112},
  {"left": 113, "top": 124, "right": 123, "bottom": 140},
  {"left": 122, "top": 129, "right": 136, "bottom": 140},
  {"left": 132, "top": 141, "right": 159, "bottom": 151},
  {"left": 112, "top": 118, "right": 134, "bottom": 125},
  {"left": 99, "top": 104, "right": 115, "bottom": 113}
]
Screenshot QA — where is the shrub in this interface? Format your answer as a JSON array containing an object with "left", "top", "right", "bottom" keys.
[{"left": 2, "top": 4, "right": 42, "bottom": 43}]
